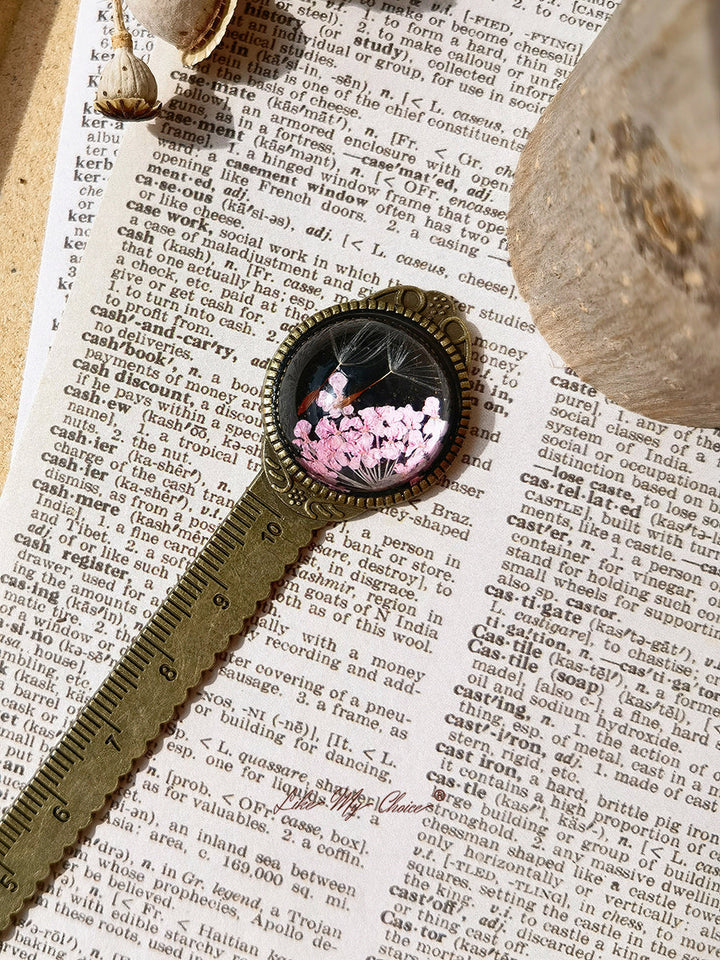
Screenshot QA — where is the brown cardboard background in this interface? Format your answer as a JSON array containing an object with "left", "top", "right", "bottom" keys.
[{"left": 0, "top": 0, "right": 78, "bottom": 491}]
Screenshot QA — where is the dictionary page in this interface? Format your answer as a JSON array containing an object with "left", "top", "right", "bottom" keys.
[
  {"left": 12, "top": 0, "right": 153, "bottom": 446},
  {"left": 2, "top": 2, "right": 720, "bottom": 959}
]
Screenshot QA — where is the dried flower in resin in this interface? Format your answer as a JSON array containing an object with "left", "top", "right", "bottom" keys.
[
  {"left": 277, "top": 321, "right": 454, "bottom": 494},
  {"left": 127, "top": 0, "right": 238, "bottom": 66}
]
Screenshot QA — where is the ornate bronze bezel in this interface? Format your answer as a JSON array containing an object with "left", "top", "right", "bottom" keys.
[{"left": 261, "top": 289, "right": 472, "bottom": 511}]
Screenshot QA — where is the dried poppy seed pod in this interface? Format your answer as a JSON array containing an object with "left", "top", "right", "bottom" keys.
[
  {"left": 127, "top": 0, "right": 238, "bottom": 66},
  {"left": 95, "top": 20, "right": 161, "bottom": 120}
]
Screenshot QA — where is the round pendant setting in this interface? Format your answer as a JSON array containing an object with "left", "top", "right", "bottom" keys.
[{"left": 263, "top": 291, "right": 471, "bottom": 509}]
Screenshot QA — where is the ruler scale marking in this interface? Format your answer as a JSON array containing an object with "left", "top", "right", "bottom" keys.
[
  {"left": 155, "top": 610, "right": 180, "bottom": 631},
  {"left": 205, "top": 544, "right": 230, "bottom": 564},
  {"left": 117, "top": 658, "right": 141, "bottom": 677},
  {"left": 126, "top": 648, "right": 151, "bottom": 668},
  {"left": 4, "top": 813, "right": 29, "bottom": 836},
  {"left": 212, "top": 531, "right": 236, "bottom": 552},
  {"left": 18, "top": 791, "right": 43, "bottom": 813},
  {"left": 35, "top": 769, "right": 63, "bottom": 792},
  {"left": 183, "top": 570, "right": 209, "bottom": 593},
  {"left": 248, "top": 491, "right": 282, "bottom": 519},
  {"left": 46, "top": 755, "right": 71, "bottom": 776},
  {"left": 0, "top": 825, "right": 19, "bottom": 845},
  {"left": 135, "top": 638, "right": 162, "bottom": 661},
  {"left": 13, "top": 807, "right": 35, "bottom": 830},
  {"left": 144, "top": 624, "right": 170, "bottom": 646},
  {"left": 86, "top": 703, "right": 120, "bottom": 731},
  {"left": 157, "top": 606, "right": 181, "bottom": 624},
  {"left": 67, "top": 727, "right": 92, "bottom": 747},
  {"left": 56, "top": 743, "right": 82, "bottom": 764},
  {"left": 140, "top": 631, "right": 174, "bottom": 658},
  {"left": 12, "top": 807, "right": 34, "bottom": 828},
  {"left": 212, "top": 527, "right": 238, "bottom": 548},
  {"left": 174, "top": 581, "right": 198, "bottom": 601},
  {"left": 6, "top": 807, "right": 31, "bottom": 829},
  {"left": 89, "top": 703, "right": 120, "bottom": 727},
  {"left": 203, "top": 545, "right": 232, "bottom": 567},
  {"left": 75, "top": 721, "right": 100, "bottom": 740},
  {"left": 234, "top": 505, "right": 259, "bottom": 526},
  {"left": 1, "top": 821, "right": 22, "bottom": 840},
  {"left": 195, "top": 551, "right": 226, "bottom": 572},
  {"left": 34, "top": 773, "right": 67, "bottom": 804},
  {"left": 117, "top": 660, "right": 142, "bottom": 683},
  {"left": 95, "top": 689, "right": 120, "bottom": 709},
  {"left": 223, "top": 514, "right": 247, "bottom": 538},
  {"left": 105, "top": 675, "right": 129, "bottom": 695},
  {"left": 18, "top": 789, "right": 43, "bottom": 809},
  {"left": 192, "top": 562, "right": 227, "bottom": 591},
  {"left": 166, "top": 596, "right": 191, "bottom": 618}
]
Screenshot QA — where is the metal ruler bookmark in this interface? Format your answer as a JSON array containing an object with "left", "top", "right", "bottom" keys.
[{"left": 0, "top": 285, "right": 471, "bottom": 931}]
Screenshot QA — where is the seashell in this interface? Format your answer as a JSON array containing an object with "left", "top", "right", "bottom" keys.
[
  {"left": 95, "top": 31, "right": 161, "bottom": 121},
  {"left": 126, "top": 0, "right": 239, "bottom": 66}
]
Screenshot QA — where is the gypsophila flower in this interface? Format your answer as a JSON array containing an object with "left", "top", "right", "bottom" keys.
[{"left": 293, "top": 377, "right": 449, "bottom": 492}]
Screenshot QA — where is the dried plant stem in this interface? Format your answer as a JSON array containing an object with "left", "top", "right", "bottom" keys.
[{"left": 111, "top": 0, "right": 132, "bottom": 48}]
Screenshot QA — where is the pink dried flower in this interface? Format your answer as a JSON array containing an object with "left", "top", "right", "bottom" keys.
[
  {"left": 292, "top": 392, "right": 448, "bottom": 492},
  {"left": 328, "top": 371, "right": 348, "bottom": 393}
]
